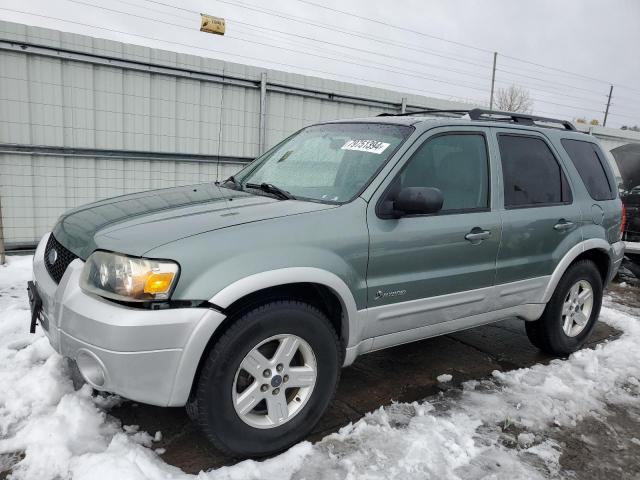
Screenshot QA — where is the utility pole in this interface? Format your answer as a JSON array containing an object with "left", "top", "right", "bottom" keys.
[
  {"left": 489, "top": 52, "right": 497, "bottom": 110},
  {"left": 603, "top": 85, "right": 613, "bottom": 127}
]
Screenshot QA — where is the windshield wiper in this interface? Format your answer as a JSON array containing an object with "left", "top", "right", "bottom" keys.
[{"left": 245, "top": 182, "right": 295, "bottom": 200}]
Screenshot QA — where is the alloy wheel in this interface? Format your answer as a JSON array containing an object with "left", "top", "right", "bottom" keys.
[
  {"left": 561, "top": 280, "right": 594, "bottom": 337},
  {"left": 232, "top": 334, "right": 317, "bottom": 429}
]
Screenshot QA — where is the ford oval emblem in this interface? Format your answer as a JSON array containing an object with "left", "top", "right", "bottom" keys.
[{"left": 48, "top": 248, "right": 58, "bottom": 265}]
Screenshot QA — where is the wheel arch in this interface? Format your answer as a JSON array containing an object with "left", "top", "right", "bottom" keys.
[
  {"left": 542, "top": 239, "right": 613, "bottom": 303},
  {"left": 209, "top": 267, "right": 359, "bottom": 346},
  {"left": 171, "top": 269, "right": 359, "bottom": 406}
]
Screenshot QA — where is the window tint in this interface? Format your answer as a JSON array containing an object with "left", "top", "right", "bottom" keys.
[
  {"left": 399, "top": 133, "right": 489, "bottom": 212},
  {"left": 498, "top": 135, "right": 571, "bottom": 207},
  {"left": 561, "top": 139, "right": 615, "bottom": 201}
]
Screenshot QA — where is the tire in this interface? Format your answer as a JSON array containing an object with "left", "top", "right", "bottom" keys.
[
  {"left": 191, "top": 300, "right": 341, "bottom": 457},
  {"left": 525, "top": 260, "right": 603, "bottom": 356}
]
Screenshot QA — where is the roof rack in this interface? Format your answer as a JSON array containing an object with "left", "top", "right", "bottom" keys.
[
  {"left": 378, "top": 107, "right": 577, "bottom": 131},
  {"left": 377, "top": 109, "right": 468, "bottom": 117},
  {"left": 467, "top": 108, "right": 577, "bottom": 131}
]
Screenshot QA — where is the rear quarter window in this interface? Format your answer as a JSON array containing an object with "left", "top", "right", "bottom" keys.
[{"left": 561, "top": 139, "right": 616, "bottom": 201}]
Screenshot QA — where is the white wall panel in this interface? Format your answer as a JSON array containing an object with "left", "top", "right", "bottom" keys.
[{"left": 0, "top": 19, "right": 470, "bottom": 246}]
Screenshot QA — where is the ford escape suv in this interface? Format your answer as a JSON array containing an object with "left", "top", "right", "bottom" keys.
[{"left": 28, "top": 108, "right": 624, "bottom": 457}]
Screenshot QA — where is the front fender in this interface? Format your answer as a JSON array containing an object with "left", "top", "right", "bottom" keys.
[
  {"left": 144, "top": 201, "right": 370, "bottom": 345},
  {"left": 210, "top": 266, "right": 360, "bottom": 345}
]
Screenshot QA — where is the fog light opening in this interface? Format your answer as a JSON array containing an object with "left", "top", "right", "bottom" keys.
[{"left": 76, "top": 350, "right": 106, "bottom": 387}]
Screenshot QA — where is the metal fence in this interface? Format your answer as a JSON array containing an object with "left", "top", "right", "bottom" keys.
[
  {"left": 2, "top": 20, "right": 640, "bottom": 251},
  {"left": 0, "top": 20, "right": 469, "bottom": 249}
]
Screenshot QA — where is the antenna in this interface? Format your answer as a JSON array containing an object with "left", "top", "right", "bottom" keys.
[{"left": 215, "top": 65, "right": 226, "bottom": 182}]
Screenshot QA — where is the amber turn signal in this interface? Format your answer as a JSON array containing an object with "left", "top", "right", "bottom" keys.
[{"left": 144, "top": 272, "right": 176, "bottom": 295}]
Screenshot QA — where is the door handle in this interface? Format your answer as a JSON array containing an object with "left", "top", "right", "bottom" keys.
[
  {"left": 553, "top": 219, "right": 575, "bottom": 231},
  {"left": 465, "top": 228, "right": 491, "bottom": 243}
]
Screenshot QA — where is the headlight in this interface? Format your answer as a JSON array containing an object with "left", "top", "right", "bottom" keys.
[{"left": 80, "top": 251, "right": 179, "bottom": 302}]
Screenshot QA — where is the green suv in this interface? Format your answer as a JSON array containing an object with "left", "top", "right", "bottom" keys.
[{"left": 28, "top": 109, "right": 624, "bottom": 457}]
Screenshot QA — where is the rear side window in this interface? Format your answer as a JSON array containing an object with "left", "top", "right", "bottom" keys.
[
  {"left": 498, "top": 135, "right": 572, "bottom": 208},
  {"left": 561, "top": 139, "right": 615, "bottom": 201}
]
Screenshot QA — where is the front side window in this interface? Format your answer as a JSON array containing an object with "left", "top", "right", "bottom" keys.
[
  {"left": 397, "top": 133, "right": 490, "bottom": 212},
  {"left": 561, "top": 139, "right": 615, "bottom": 201},
  {"left": 235, "top": 123, "right": 413, "bottom": 203},
  {"left": 499, "top": 135, "right": 572, "bottom": 208}
]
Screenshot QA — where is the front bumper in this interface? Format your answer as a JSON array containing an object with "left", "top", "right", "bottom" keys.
[
  {"left": 32, "top": 233, "right": 226, "bottom": 407},
  {"left": 624, "top": 241, "right": 640, "bottom": 255}
]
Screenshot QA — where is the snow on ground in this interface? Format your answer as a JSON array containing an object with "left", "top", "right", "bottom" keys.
[{"left": 1, "top": 255, "right": 639, "bottom": 479}]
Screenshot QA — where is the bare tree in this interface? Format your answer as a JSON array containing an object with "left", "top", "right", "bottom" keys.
[{"left": 495, "top": 85, "right": 533, "bottom": 113}]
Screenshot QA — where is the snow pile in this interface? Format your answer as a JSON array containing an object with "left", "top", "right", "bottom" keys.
[{"left": 1, "top": 255, "right": 639, "bottom": 479}]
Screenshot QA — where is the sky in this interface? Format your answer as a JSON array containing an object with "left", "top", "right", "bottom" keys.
[{"left": 1, "top": 0, "right": 639, "bottom": 128}]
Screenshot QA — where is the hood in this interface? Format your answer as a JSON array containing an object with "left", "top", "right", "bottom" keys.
[{"left": 52, "top": 183, "right": 335, "bottom": 259}]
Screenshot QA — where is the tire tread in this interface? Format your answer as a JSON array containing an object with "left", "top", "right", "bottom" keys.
[{"left": 192, "top": 299, "right": 341, "bottom": 457}]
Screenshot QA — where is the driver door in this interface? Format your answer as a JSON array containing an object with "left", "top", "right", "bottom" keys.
[{"left": 364, "top": 127, "right": 501, "bottom": 339}]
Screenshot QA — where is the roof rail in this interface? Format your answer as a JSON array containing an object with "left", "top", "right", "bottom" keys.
[
  {"left": 378, "top": 107, "right": 577, "bottom": 131},
  {"left": 377, "top": 109, "right": 469, "bottom": 117},
  {"left": 467, "top": 108, "right": 577, "bottom": 131}
]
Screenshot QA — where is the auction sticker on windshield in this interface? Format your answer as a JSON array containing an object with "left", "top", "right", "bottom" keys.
[{"left": 341, "top": 139, "right": 390, "bottom": 154}]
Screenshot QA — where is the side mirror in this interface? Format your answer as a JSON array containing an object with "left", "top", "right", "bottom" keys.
[{"left": 385, "top": 187, "right": 443, "bottom": 218}]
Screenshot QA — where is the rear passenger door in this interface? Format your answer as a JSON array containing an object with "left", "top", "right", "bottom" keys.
[{"left": 493, "top": 129, "right": 582, "bottom": 302}]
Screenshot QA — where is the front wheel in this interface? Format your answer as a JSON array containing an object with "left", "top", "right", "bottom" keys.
[
  {"left": 526, "top": 260, "right": 603, "bottom": 356},
  {"left": 191, "top": 300, "right": 341, "bottom": 457}
]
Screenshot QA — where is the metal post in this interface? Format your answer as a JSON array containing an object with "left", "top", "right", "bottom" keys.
[
  {"left": 489, "top": 52, "right": 497, "bottom": 110},
  {"left": 400, "top": 97, "right": 407, "bottom": 114},
  {"left": 258, "top": 72, "right": 267, "bottom": 155},
  {"left": 0, "top": 194, "right": 5, "bottom": 265},
  {"left": 603, "top": 85, "right": 613, "bottom": 127}
]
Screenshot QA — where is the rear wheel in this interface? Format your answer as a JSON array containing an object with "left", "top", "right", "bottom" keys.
[
  {"left": 525, "top": 260, "right": 603, "bottom": 356},
  {"left": 190, "top": 300, "right": 341, "bottom": 457}
]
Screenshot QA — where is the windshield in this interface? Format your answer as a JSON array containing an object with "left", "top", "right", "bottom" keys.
[{"left": 234, "top": 123, "right": 414, "bottom": 203}]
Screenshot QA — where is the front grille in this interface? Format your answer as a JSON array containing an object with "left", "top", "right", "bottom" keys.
[{"left": 44, "top": 234, "right": 78, "bottom": 284}]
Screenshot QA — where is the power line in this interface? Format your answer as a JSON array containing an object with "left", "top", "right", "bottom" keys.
[
  {"left": 99, "top": 0, "right": 621, "bottom": 116},
  {"left": 120, "top": 0, "right": 494, "bottom": 84},
  {"left": 493, "top": 79, "right": 607, "bottom": 106},
  {"left": 499, "top": 53, "right": 640, "bottom": 95},
  {"left": 232, "top": 23, "right": 492, "bottom": 91},
  {"left": 208, "top": 0, "right": 492, "bottom": 68},
  {"left": 111, "top": 0, "right": 640, "bottom": 107},
  {"left": 3, "top": 5, "right": 635, "bottom": 123},
  {"left": 0, "top": 7, "right": 478, "bottom": 102},
  {"left": 292, "top": 0, "right": 640, "bottom": 96},
  {"left": 111, "top": 0, "right": 194, "bottom": 23},
  {"left": 608, "top": 112, "right": 640, "bottom": 121},
  {"left": 293, "top": 0, "right": 492, "bottom": 54},
  {"left": 497, "top": 68, "right": 608, "bottom": 98},
  {"left": 496, "top": 68, "right": 609, "bottom": 98},
  {"left": 62, "top": 0, "right": 494, "bottom": 95}
]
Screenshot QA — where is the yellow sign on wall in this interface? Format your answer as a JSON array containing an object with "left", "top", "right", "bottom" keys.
[{"left": 200, "top": 14, "right": 225, "bottom": 35}]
